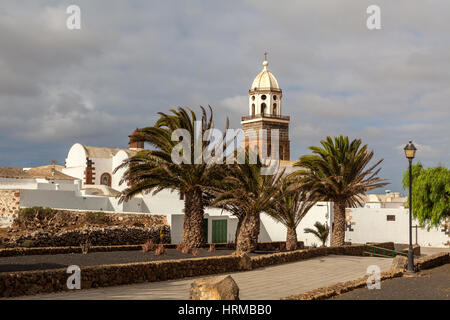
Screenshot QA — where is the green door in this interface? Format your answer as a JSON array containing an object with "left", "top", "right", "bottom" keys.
[{"left": 212, "top": 219, "right": 227, "bottom": 243}]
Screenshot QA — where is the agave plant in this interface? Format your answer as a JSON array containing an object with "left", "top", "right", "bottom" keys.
[
  {"left": 294, "top": 136, "right": 388, "bottom": 246},
  {"left": 115, "top": 106, "right": 228, "bottom": 248}
]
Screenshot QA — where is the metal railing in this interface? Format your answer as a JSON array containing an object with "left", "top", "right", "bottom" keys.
[{"left": 241, "top": 114, "right": 290, "bottom": 121}]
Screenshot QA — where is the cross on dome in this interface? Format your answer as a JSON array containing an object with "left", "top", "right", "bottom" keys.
[{"left": 251, "top": 52, "right": 279, "bottom": 90}]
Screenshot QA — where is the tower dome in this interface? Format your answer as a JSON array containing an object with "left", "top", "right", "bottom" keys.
[{"left": 251, "top": 59, "right": 279, "bottom": 90}]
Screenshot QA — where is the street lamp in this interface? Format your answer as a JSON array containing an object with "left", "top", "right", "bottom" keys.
[{"left": 404, "top": 141, "right": 417, "bottom": 273}]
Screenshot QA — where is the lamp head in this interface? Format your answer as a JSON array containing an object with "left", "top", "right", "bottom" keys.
[{"left": 404, "top": 141, "right": 417, "bottom": 160}]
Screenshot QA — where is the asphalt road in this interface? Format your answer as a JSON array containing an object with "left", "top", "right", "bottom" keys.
[{"left": 333, "top": 263, "right": 450, "bottom": 300}]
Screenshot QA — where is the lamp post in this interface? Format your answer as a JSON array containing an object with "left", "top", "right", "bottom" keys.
[{"left": 404, "top": 141, "right": 417, "bottom": 273}]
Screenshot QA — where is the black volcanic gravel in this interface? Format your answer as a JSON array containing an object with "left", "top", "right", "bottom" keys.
[
  {"left": 332, "top": 263, "right": 450, "bottom": 300},
  {"left": 0, "top": 248, "right": 264, "bottom": 273}
]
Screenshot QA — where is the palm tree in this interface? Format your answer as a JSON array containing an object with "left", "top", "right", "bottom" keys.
[
  {"left": 265, "top": 177, "right": 318, "bottom": 250},
  {"left": 294, "top": 136, "right": 388, "bottom": 247},
  {"left": 208, "top": 151, "right": 284, "bottom": 253},
  {"left": 304, "top": 221, "right": 329, "bottom": 247},
  {"left": 116, "top": 106, "right": 227, "bottom": 248}
]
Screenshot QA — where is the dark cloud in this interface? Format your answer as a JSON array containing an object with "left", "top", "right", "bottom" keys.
[{"left": 0, "top": 0, "right": 449, "bottom": 192}]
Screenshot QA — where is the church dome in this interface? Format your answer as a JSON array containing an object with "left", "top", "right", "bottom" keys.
[{"left": 251, "top": 60, "right": 279, "bottom": 90}]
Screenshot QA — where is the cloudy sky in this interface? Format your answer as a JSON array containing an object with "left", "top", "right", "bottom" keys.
[{"left": 0, "top": 0, "right": 449, "bottom": 192}]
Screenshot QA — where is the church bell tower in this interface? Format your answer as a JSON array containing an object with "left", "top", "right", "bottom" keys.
[{"left": 241, "top": 54, "right": 290, "bottom": 160}]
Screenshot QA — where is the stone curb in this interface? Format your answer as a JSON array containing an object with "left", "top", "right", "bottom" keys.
[{"left": 280, "top": 269, "right": 404, "bottom": 300}]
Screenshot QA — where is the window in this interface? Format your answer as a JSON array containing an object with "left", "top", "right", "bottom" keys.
[
  {"left": 273, "top": 103, "right": 277, "bottom": 115},
  {"left": 251, "top": 95, "right": 255, "bottom": 101},
  {"left": 261, "top": 94, "right": 267, "bottom": 100},
  {"left": 261, "top": 103, "right": 266, "bottom": 114},
  {"left": 100, "top": 173, "right": 112, "bottom": 187},
  {"left": 273, "top": 95, "right": 277, "bottom": 100},
  {"left": 251, "top": 104, "right": 255, "bottom": 115},
  {"left": 387, "top": 215, "right": 396, "bottom": 221}
]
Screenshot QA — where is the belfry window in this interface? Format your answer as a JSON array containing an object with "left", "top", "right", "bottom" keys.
[
  {"left": 261, "top": 94, "right": 267, "bottom": 100},
  {"left": 251, "top": 104, "right": 255, "bottom": 116},
  {"left": 261, "top": 103, "right": 266, "bottom": 114},
  {"left": 273, "top": 103, "right": 277, "bottom": 115}
]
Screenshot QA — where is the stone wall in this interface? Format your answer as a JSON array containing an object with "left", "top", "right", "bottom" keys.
[
  {"left": 415, "top": 252, "right": 449, "bottom": 271},
  {"left": 2, "top": 207, "right": 170, "bottom": 247},
  {"left": 0, "top": 190, "right": 20, "bottom": 228},
  {"left": 4, "top": 225, "right": 171, "bottom": 247}
]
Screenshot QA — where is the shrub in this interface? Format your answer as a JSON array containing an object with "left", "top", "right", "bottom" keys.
[
  {"left": 176, "top": 243, "right": 192, "bottom": 254},
  {"left": 142, "top": 240, "right": 156, "bottom": 252},
  {"left": 181, "top": 245, "right": 191, "bottom": 254},
  {"left": 80, "top": 240, "right": 91, "bottom": 254},
  {"left": 18, "top": 207, "right": 53, "bottom": 220},
  {"left": 85, "top": 211, "right": 108, "bottom": 225},
  {"left": 21, "top": 240, "right": 34, "bottom": 248},
  {"left": 154, "top": 244, "right": 167, "bottom": 255}
]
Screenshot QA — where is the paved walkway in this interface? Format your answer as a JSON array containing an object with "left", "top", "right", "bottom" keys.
[
  {"left": 11, "top": 255, "right": 393, "bottom": 300},
  {"left": 420, "top": 247, "right": 450, "bottom": 256}
]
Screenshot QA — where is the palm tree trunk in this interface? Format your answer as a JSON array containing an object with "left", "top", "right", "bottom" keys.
[
  {"left": 236, "top": 213, "right": 260, "bottom": 253},
  {"left": 234, "top": 216, "right": 243, "bottom": 245},
  {"left": 183, "top": 187, "right": 206, "bottom": 248},
  {"left": 286, "top": 226, "right": 298, "bottom": 251},
  {"left": 331, "top": 201, "right": 346, "bottom": 246}
]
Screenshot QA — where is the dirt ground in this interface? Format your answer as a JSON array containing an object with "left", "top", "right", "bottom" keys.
[{"left": 0, "top": 248, "right": 263, "bottom": 273}]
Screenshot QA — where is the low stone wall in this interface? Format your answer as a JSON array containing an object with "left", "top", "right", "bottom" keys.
[
  {"left": 415, "top": 252, "right": 449, "bottom": 271},
  {"left": 4, "top": 225, "right": 171, "bottom": 248},
  {"left": 251, "top": 243, "right": 395, "bottom": 269},
  {"left": 0, "top": 244, "right": 145, "bottom": 257},
  {"left": 0, "top": 255, "right": 245, "bottom": 298},
  {"left": 211, "top": 241, "right": 305, "bottom": 251},
  {"left": 281, "top": 269, "right": 404, "bottom": 300},
  {"left": 400, "top": 245, "right": 421, "bottom": 256}
]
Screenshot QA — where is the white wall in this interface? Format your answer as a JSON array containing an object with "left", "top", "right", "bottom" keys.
[
  {"left": 112, "top": 150, "right": 129, "bottom": 192},
  {"left": 259, "top": 201, "right": 332, "bottom": 246},
  {"left": 0, "top": 178, "right": 37, "bottom": 190},
  {"left": 64, "top": 143, "right": 87, "bottom": 182},
  {"left": 90, "top": 157, "right": 112, "bottom": 185},
  {"left": 19, "top": 189, "right": 149, "bottom": 214},
  {"left": 345, "top": 207, "right": 450, "bottom": 248}
]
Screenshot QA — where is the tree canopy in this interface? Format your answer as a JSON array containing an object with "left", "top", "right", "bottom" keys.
[{"left": 402, "top": 162, "right": 450, "bottom": 227}]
